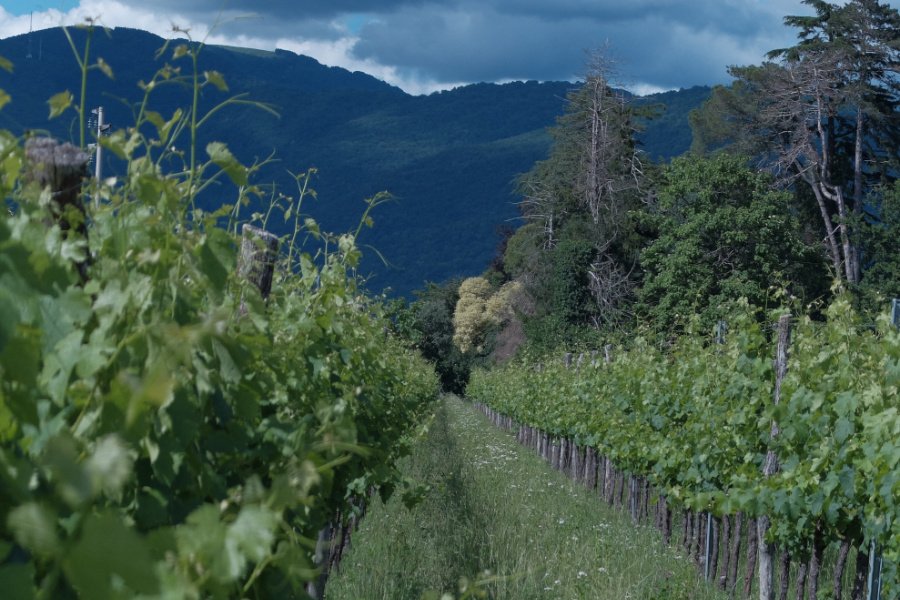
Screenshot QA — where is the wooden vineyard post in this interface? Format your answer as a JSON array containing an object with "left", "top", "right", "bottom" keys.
[
  {"left": 24, "top": 137, "right": 91, "bottom": 281},
  {"left": 758, "top": 314, "right": 791, "bottom": 600},
  {"left": 238, "top": 224, "right": 280, "bottom": 313},
  {"left": 629, "top": 477, "right": 637, "bottom": 523}
]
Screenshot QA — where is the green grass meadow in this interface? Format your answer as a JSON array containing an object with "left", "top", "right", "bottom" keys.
[{"left": 325, "top": 396, "right": 727, "bottom": 600}]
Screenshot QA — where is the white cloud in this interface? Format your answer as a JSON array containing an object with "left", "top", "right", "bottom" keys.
[
  {"left": 6, "top": 0, "right": 893, "bottom": 95},
  {"left": 272, "top": 36, "right": 463, "bottom": 95},
  {"left": 0, "top": 1, "right": 457, "bottom": 94}
]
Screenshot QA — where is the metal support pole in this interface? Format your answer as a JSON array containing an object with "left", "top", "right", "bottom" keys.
[
  {"left": 705, "top": 512, "right": 713, "bottom": 580},
  {"left": 866, "top": 540, "right": 882, "bottom": 600},
  {"left": 715, "top": 319, "right": 727, "bottom": 345}
]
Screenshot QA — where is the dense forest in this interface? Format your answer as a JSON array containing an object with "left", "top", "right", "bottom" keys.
[{"left": 397, "top": 0, "right": 900, "bottom": 394}]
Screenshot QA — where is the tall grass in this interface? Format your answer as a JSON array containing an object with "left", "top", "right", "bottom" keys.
[{"left": 326, "top": 396, "right": 727, "bottom": 600}]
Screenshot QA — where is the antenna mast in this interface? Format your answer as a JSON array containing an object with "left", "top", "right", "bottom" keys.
[{"left": 26, "top": 12, "right": 34, "bottom": 59}]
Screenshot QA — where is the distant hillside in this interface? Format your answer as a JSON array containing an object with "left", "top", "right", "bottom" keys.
[{"left": 0, "top": 27, "right": 709, "bottom": 296}]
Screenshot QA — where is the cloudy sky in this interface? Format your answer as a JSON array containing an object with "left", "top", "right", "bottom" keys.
[{"left": 2, "top": 1, "right": 898, "bottom": 95}]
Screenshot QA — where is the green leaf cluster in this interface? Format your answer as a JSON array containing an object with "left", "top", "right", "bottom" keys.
[{"left": 637, "top": 154, "right": 827, "bottom": 334}]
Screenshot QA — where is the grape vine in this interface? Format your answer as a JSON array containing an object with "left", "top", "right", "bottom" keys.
[
  {"left": 468, "top": 299, "right": 899, "bottom": 594},
  {"left": 0, "top": 36, "right": 438, "bottom": 599}
]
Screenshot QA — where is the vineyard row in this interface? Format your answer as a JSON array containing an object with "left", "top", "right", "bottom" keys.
[{"left": 467, "top": 299, "right": 899, "bottom": 599}]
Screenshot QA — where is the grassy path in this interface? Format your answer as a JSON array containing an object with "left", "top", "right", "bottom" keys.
[{"left": 325, "top": 396, "right": 726, "bottom": 599}]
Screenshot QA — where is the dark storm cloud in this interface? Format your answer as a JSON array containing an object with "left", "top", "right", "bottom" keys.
[
  {"left": 114, "top": 0, "right": 820, "bottom": 90},
  {"left": 350, "top": 1, "right": 793, "bottom": 88},
  {"left": 118, "top": 0, "right": 425, "bottom": 20}
]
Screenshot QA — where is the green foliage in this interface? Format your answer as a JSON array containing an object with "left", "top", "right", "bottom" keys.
[
  {"left": 468, "top": 297, "right": 900, "bottom": 594},
  {"left": 857, "top": 181, "right": 900, "bottom": 314},
  {"left": 0, "top": 35, "right": 438, "bottom": 598},
  {"left": 689, "top": 1, "right": 900, "bottom": 293},
  {"left": 501, "top": 223, "right": 543, "bottom": 281},
  {"left": 547, "top": 233, "right": 597, "bottom": 326},
  {"left": 402, "top": 281, "right": 475, "bottom": 395},
  {"left": 637, "top": 154, "right": 827, "bottom": 335}
]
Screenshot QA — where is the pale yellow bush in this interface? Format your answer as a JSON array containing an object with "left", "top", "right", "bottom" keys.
[{"left": 453, "top": 278, "right": 522, "bottom": 353}]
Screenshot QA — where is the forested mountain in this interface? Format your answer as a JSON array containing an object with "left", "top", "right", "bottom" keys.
[{"left": 0, "top": 27, "right": 708, "bottom": 296}]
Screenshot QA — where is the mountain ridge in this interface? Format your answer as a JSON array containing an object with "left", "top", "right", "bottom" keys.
[{"left": 0, "top": 26, "right": 710, "bottom": 296}]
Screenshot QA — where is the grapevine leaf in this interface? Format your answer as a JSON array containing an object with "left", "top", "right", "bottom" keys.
[
  {"left": 7, "top": 503, "right": 59, "bottom": 559},
  {"left": 0, "top": 564, "right": 35, "bottom": 600},
  {"left": 176, "top": 505, "right": 236, "bottom": 582},
  {"left": 0, "top": 89, "right": 10, "bottom": 110},
  {"left": 42, "top": 434, "right": 93, "bottom": 507},
  {"left": 207, "top": 142, "right": 248, "bottom": 186},
  {"left": 834, "top": 417, "right": 853, "bottom": 444},
  {"left": 85, "top": 435, "right": 133, "bottom": 499},
  {"left": 39, "top": 329, "right": 83, "bottom": 406},
  {"left": 144, "top": 110, "right": 165, "bottom": 136},
  {"left": 204, "top": 70, "right": 228, "bottom": 92},
  {"left": 95, "top": 57, "right": 114, "bottom": 79},
  {"left": 197, "top": 227, "right": 233, "bottom": 299},
  {"left": 0, "top": 54, "right": 12, "bottom": 72},
  {"left": 47, "top": 90, "right": 73, "bottom": 119},
  {"left": 212, "top": 338, "right": 241, "bottom": 384},
  {"left": 63, "top": 513, "right": 158, "bottom": 599},
  {"left": 227, "top": 505, "right": 277, "bottom": 565}
]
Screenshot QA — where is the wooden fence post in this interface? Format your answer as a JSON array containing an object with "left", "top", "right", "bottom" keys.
[
  {"left": 758, "top": 314, "right": 791, "bottom": 600},
  {"left": 24, "top": 137, "right": 91, "bottom": 281},
  {"left": 238, "top": 224, "right": 279, "bottom": 313}
]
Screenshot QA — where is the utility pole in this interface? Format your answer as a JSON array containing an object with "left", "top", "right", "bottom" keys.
[{"left": 91, "top": 106, "right": 109, "bottom": 180}]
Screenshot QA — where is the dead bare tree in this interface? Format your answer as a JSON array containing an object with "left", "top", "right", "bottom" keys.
[
  {"left": 587, "top": 252, "right": 636, "bottom": 329},
  {"left": 727, "top": 0, "right": 900, "bottom": 287},
  {"left": 749, "top": 52, "right": 857, "bottom": 283},
  {"left": 579, "top": 52, "right": 643, "bottom": 231},
  {"left": 518, "top": 178, "right": 560, "bottom": 250}
]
